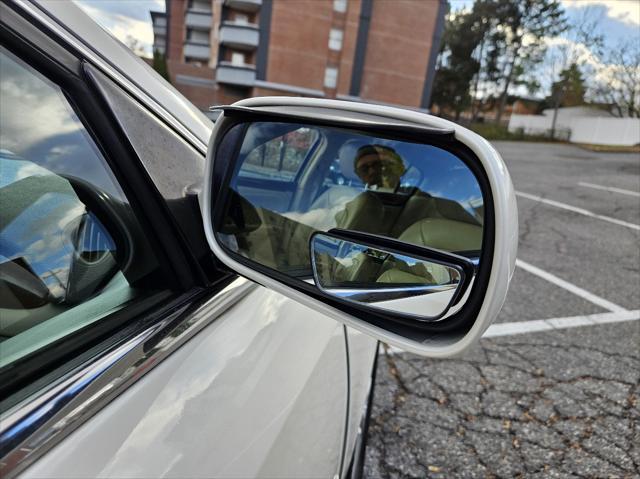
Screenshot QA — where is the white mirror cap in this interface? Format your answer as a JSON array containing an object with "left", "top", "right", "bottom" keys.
[{"left": 202, "top": 97, "right": 517, "bottom": 358}]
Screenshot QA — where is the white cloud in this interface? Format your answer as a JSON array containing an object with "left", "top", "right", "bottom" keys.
[
  {"left": 562, "top": 0, "right": 640, "bottom": 26},
  {"left": 0, "top": 55, "right": 83, "bottom": 155},
  {"left": 73, "top": 1, "right": 159, "bottom": 58},
  {"left": 544, "top": 36, "right": 601, "bottom": 68}
]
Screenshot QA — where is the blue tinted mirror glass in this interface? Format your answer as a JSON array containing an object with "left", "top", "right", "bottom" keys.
[{"left": 218, "top": 122, "right": 484, "bottom": 279}]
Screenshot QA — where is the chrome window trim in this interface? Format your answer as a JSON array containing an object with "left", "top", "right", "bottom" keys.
[
  {"left": 13, "top": 0, "right": 208, "bottom": 155},
  {"left": 0, "top": 278, "right": 256, "bottom": 479}
]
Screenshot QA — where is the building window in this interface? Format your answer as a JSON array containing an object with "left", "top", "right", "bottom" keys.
[
  {"left": 187, "top": 28, "right": 210, "bottom": 44},
  {"left": 328, "top": 29, "right": 343, "bottom": 51},
  {"left": 234, "top": 13, "right": 249, "bottom": 25},
  {"left": 231, "top": 52, "right": 245, "bottom": 66},
  {"left": 324, "top": 67, "right": 338, "bottom": 89},
  {"left": 189, "top": 0, "right": 212, "bottom": 12},
  {"left": 333, "top": 0, "right": 347, "bottom": 13}
]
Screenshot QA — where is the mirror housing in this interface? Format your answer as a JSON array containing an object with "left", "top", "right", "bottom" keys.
[{"left": 201, "top": 97, "right": 518, "bottom": 358}]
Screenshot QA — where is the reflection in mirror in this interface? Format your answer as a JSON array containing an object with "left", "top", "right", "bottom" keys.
[
  {"left": 218, "top": 121, "right": 484, "bottom": 284},
  {"left": 311, "top": 233, "right": 465, "bottom": 319}
]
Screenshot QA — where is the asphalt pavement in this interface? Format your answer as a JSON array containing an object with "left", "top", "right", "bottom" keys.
[{"left": 364, "top": 141, "right": 640, "bottom": 478}]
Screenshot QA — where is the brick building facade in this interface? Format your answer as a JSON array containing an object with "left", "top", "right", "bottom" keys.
[{"left": 151, "top": 0, "right": 446, "bottom": 116}]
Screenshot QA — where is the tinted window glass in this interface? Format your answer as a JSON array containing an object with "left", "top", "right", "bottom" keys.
[
  {"left": 0, "top": 48, "right": 157, "bottom": 366},
  {"left": 240, "top": 126, "right": 319, "bottom": 184}
]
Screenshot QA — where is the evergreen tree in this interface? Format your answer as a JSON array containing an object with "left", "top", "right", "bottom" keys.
[
  {"left": 491, "top": 0, "right": 567, "bottom": 123},
  {"left": 431, "top": 9, "right": 483, "bottom": 120},
  {"left": 549, "top": 63, "right": 585, "bottom": 107},
  {"left": 433, "top": 0, "right": 566, "bottom": 123},
  {"left": 152, "top": 49, "right": 170, "bottom": 83}
]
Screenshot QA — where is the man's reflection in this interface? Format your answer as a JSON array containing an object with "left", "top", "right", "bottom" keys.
[{"left": 353, "top": 145, "right": 406, "bottom": 191}]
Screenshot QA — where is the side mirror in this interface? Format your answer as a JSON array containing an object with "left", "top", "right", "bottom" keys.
[
  {"left": 311, "top": 229, "right": 475, "bottom": 319},
  {"left": 201, "top": 97, "right": 517, "bottom": 357}
]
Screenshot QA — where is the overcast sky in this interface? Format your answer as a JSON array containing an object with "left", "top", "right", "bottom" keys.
[
  {"left": 75, "top": 0, "right": 638, "bottom": 77},
  {"left": 74, "top": 0, "right": 164, "bottom": 57}
]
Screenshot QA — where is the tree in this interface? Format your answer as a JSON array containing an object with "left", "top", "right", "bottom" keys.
[
  {"left": 462, "top": 0, "right": 566, "bottom": 123},
  {"left": 469, "top": 0, "right": 506, "bottom": 120},
  {"left": 544, "top": 6, "right": 603, "bottom": 137},
  {"left": 491, "top": 0, "right": 568, "bottom": 123},
  {"left": 432, "top": 0, "right": 566, "bottom": 123},
  {"left": 590, "top": 38, "right": 640, "bottom": 118},
  {"left": 152, "top": 49, "right": 171, "bottom": 83},
  {"left": 549, "top": 63, "right": 585, "bottom": 107},
  {"left": 431, "top": 9, "right": 483, "bottom": 120}
]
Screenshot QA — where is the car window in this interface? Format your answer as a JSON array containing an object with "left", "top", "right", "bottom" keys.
[
  {"left": 239, "top": 126, "right": 319, "bottom": 183},
  {"left": 0, "top": 47, "right": 157, "bottom": 367}
]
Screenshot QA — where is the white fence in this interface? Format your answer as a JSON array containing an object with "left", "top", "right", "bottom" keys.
[
  {"left": 509, "top": 113, "right": 640, "bottom": 146},
  {"left": 570, "top": 117, "right": 640, "bottom": 146},
  {"left": 508, "top": 114, "right": 555, "bottom": 134}
]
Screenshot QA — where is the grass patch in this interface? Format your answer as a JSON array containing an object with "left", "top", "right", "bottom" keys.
[
  {"left": 468, "top": 123, "right": 565, "bottom": 142},
  {"left": 574, "top": 143, "right": 640, "bottom": 153}
]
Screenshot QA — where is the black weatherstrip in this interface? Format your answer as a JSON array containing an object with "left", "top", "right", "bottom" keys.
[
  {"left": 347, "top": 342, "right": 379, "bottom": 479},
  {"left": 349, "top": 0, "right": 372, "bottom": 97}
]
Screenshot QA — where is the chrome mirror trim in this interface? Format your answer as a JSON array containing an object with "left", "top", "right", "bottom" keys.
[{"left": 323, "top": 284, "right": 458, "bottom": 303}]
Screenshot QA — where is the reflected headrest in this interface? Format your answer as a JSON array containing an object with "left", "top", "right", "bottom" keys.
[{"left": 337, "top": 139, "right": 370, "bottom": 182}]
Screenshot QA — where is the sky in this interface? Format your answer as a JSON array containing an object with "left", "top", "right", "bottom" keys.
[
  {"left": 449, "top": 0, "right": 639, "bottom": 49},
  {"left": 74, "top": 0, "right": 165, "bottom": 58}
]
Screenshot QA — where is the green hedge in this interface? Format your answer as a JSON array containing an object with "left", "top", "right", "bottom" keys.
[{"left": 468, "top": 123, "right": 564, "bottom": 142}]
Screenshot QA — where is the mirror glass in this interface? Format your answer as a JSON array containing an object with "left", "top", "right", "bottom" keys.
[
  {"left": 217, "top": 121, "right": 484, "bottom": 316},
  {"left": 311, "top": 233, "right": 463, "bottom": 318}
]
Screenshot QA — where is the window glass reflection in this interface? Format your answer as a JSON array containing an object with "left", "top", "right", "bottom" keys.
[
  {"left": 220, "top": 122, "right": 484, "bottom": 276},
  {"left": 0, "top": 48, "right": 153, "bottom": 367},
  {"left": 0, "top": 47, "right": 125, "bottom": 200}
]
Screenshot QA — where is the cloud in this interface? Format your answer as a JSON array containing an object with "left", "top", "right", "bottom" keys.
[
  {"left": 562, "top": 0, "right": 639, "bottom": 26},
  {"left": 0, "top": 52, "right": 83, "bottom": 155},
  {"left": 73, "top": 0, "right": 164, "bottom": 58}
]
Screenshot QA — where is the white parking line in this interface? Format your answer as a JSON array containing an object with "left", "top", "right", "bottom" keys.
[
  {"left": 385, "top": 309, "right": 640, "bottom": 353},
  {"left": 516, "top": 190, "right": 640, "bottom": 231},
  {"left": 516, "top": 259, "right": 627, "bottom": 313},
  {"left": 483, "top": 309, "right": 640, "bottom": 338},
  {"left": 578, "top": 181, "right": 640, "bottom": 198}
]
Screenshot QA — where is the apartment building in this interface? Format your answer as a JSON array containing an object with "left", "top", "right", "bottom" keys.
[{"left": 151, "top": 0, "right": 446, "bottom": 116}]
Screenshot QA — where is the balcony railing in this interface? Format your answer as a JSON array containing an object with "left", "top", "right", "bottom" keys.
[
  {"left": 185, "top": 10, "right": 213, "bottom": 30},
  {"left": 224, "top": 0, "right": 262, "bottom": 13},
  {"left": 188, "top": 0, "right": 212, "bottom": 13},
  {"left": 216, "top": 62, "right": 256, "bottom": 86},
  {"left": 183, "top": 41, "right": 211, "bottom": 60},
  {"left": 219, "top": 22, "right": 259, "bottom": 50}
]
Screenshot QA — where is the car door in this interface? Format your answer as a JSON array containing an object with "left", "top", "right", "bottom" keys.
[{"left": 0, "top": 3, "right": 351, "bottom": 478}]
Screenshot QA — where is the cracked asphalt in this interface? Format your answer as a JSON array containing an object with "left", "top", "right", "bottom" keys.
[{"left": 364, "top": 142, "right": 640, "bottom": 478}]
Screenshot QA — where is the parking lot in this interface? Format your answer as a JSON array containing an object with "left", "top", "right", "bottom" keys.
[{"left": 364, "top": 141, "right": 640, "bottom": 478}]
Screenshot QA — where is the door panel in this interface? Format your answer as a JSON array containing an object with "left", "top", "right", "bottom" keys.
[{"left": 21, "top": 286, "right": 348, "bottom": 478}]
